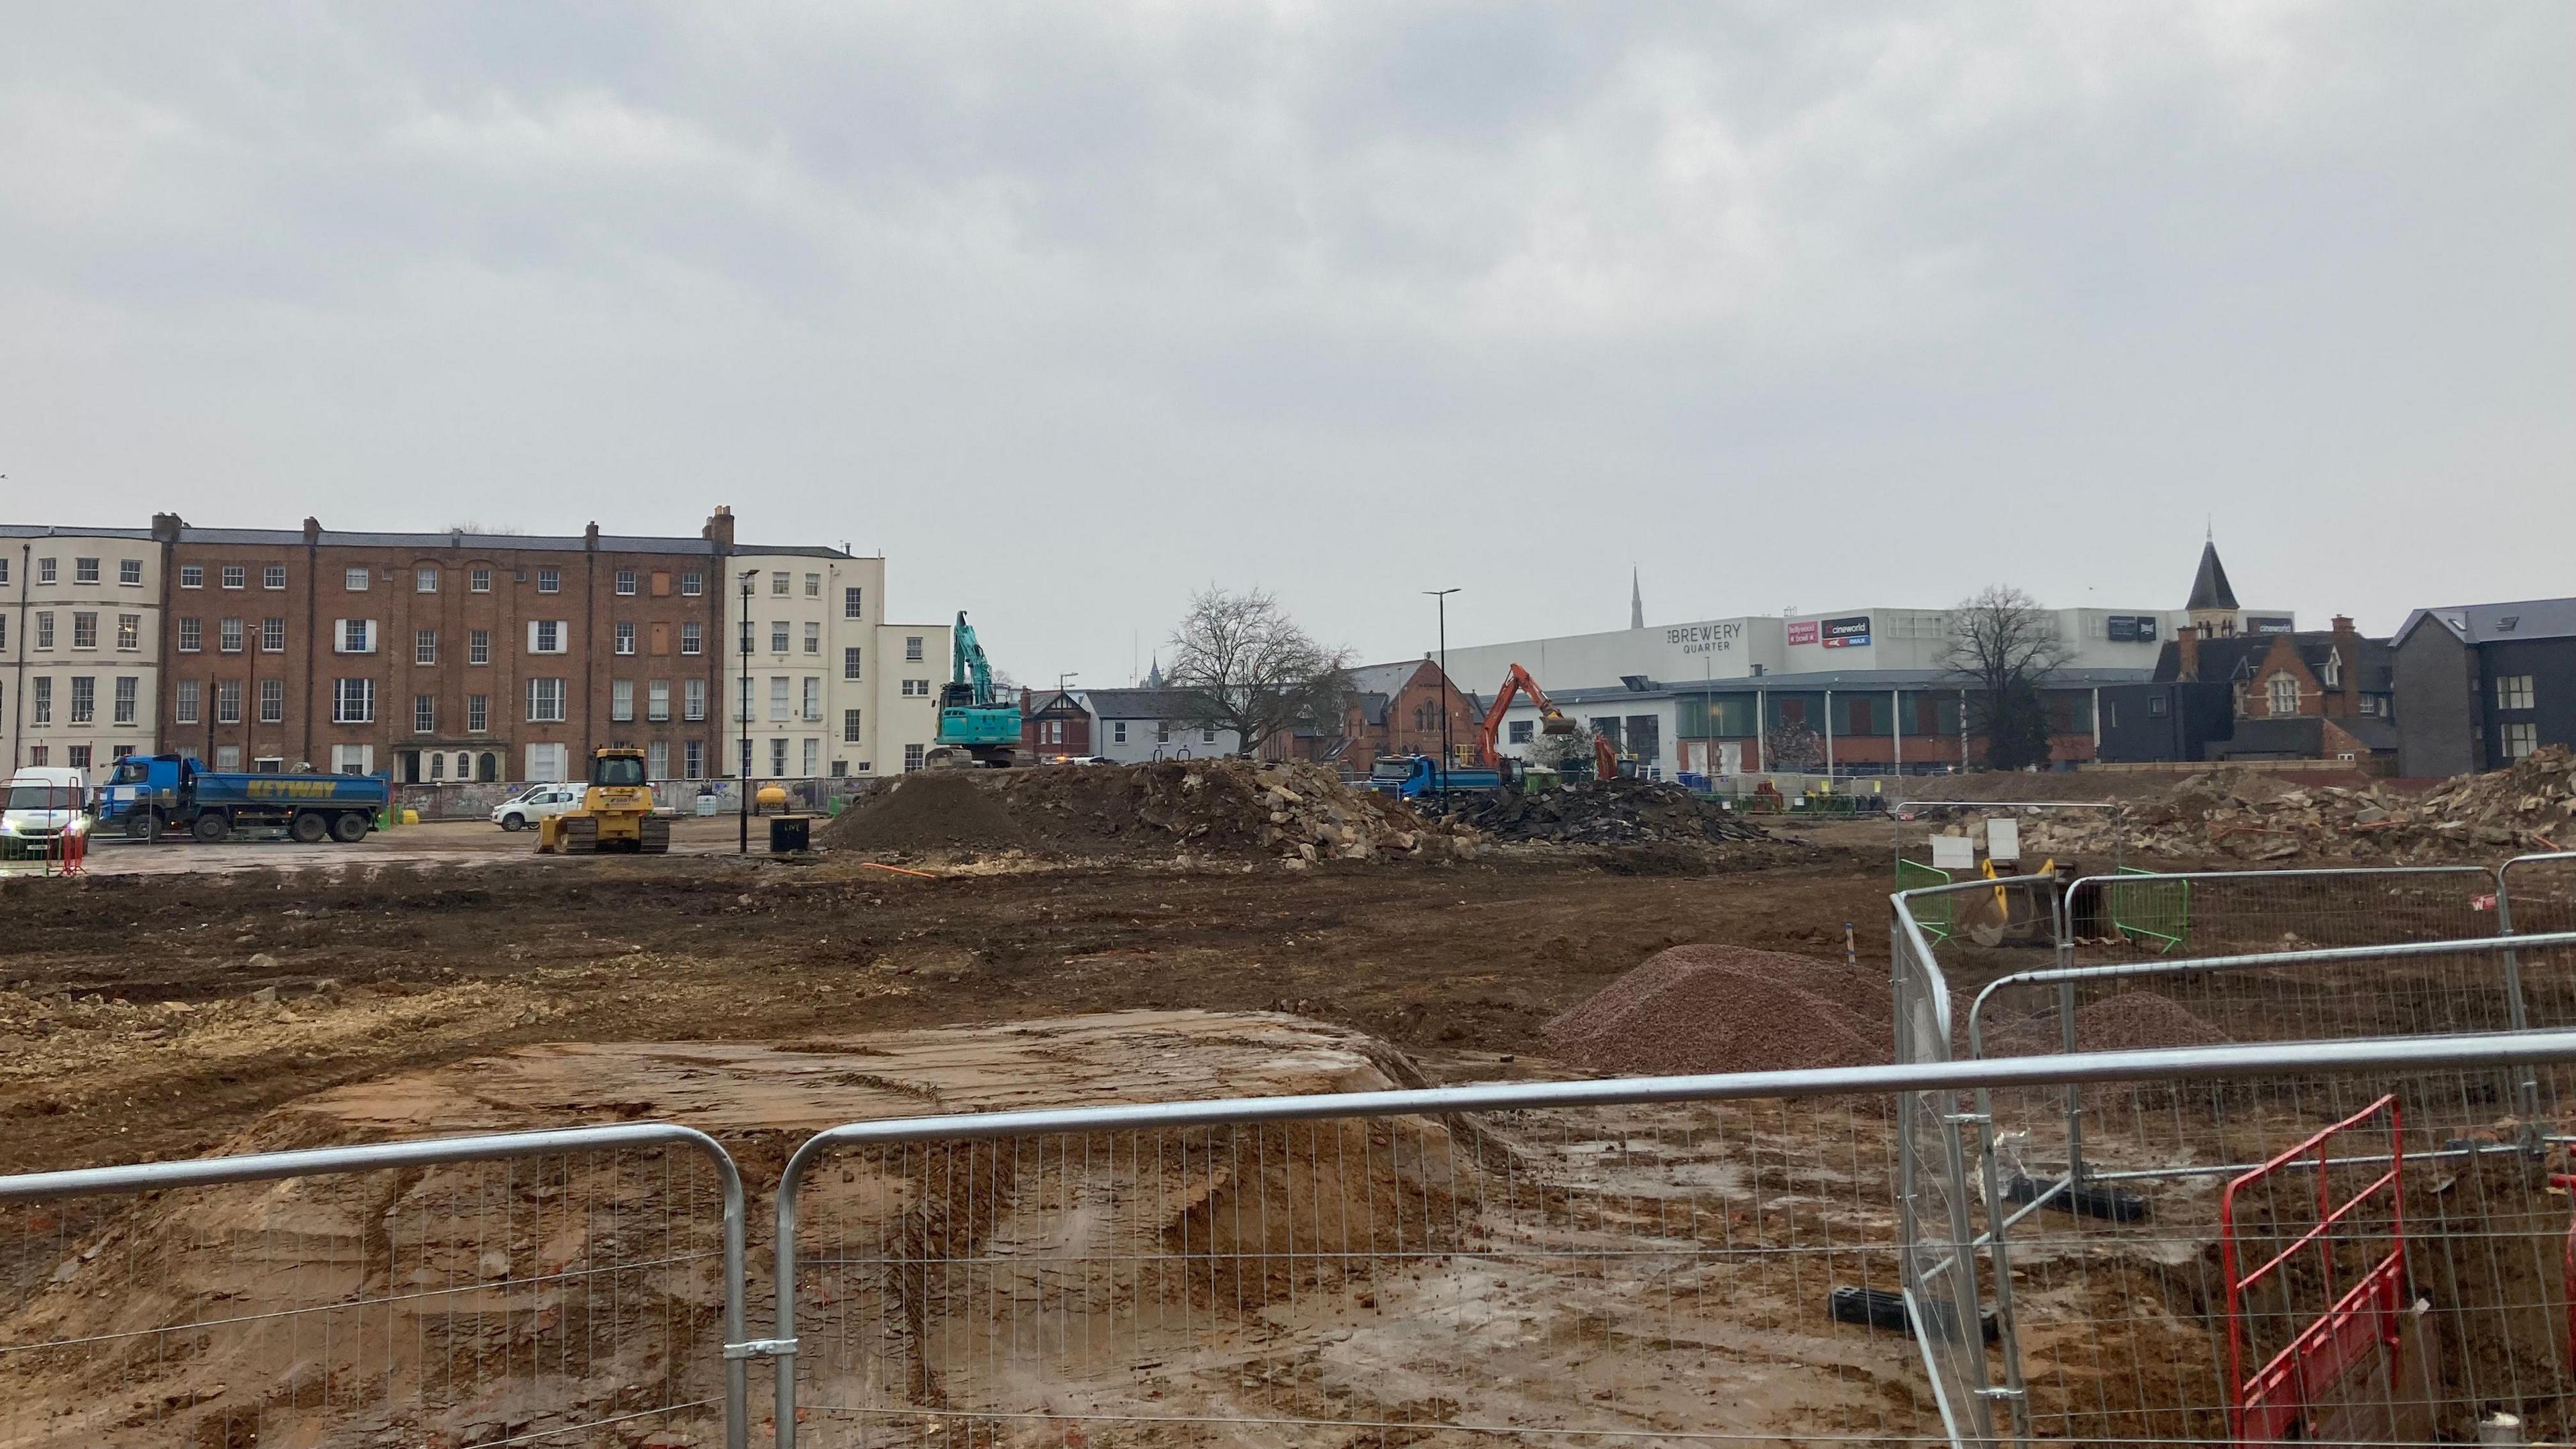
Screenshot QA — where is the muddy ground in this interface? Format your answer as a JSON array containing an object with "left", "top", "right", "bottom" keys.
[
  {"left": 11, "top": 828, "right": 2573, "bottom": 1445},
  {"left": 0, "top": 846, "right": 1895, "bottom": 1177}
]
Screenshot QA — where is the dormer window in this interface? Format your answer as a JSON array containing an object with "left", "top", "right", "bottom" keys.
[
  {"left": 2267, "top": 674, "right": 2300, "bottom": 716},
  {"left": 2321, "top": 649, "right": 2341, "bottom": 688}
]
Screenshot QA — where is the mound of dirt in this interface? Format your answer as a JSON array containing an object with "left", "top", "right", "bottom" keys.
[
  {"left": 0, "top": 1012, "right": 1450, "bottom": 1448},
  {"left": 1454, "top": 777, "right": 1782, "bottom": 847},
  {"left": 825, "top": 769, "right": 1035, "bottom": 852},
  {"left": 1543, "top": 944, "right": 1890, "bottom": 1075},
  {"left": 822, "top": 759, "right": 1472, "bottom": 865},
  {"left": 1984, "top": 990, "right": 2230, "bottom": 1057}
]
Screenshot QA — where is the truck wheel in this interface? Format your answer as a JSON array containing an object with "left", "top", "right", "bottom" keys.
[
  {"left": 192, "top": 812, "right": 230, "bottom": 844},
  {"left": 126, "top": 812, "right": 160, "bottom": 842},
  {"left": 290, "top": 812, "right": 329, "bottom": 844},
  {"left": 329, "top": 812, "right": 370, "bottom": 844}
]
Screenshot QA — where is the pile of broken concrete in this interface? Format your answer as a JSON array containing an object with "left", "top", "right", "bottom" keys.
[
  {"left": 990, "top": 758, "right": 1479, "bottom": 867},
  {"left": 1452, "top": 776, "right": 1780, "bottom": 847},
  {"left": 2020, "top": 746, "right": 2576, "bottom": 863}
]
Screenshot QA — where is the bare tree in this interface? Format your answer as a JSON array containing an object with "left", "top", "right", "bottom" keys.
[
  {"left": 1166, "top": 587, "right": 1354, "bottom": 757},
  {"left": 1529, "top": 726, "right": 1603, "bottom": 774},
  {"left": 1764, "top": 720, "right": 1824, "bottom": 773},
  {"left": 1941, "top": 586, "right": 2072, "bottom": 770}
]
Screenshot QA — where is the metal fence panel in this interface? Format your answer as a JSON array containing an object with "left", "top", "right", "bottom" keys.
[
  {"left": 776, "top": 1094, "right": 1953, "bottom": 1447},
  {"left": 767, "top": 1033, "right": 2576, "bottom": 1449},
  {"left": 1895, "top": 892, "right": 2002, "bottom": 1444},
  {"left": 2061, "top": 865, "right": 2504, "bottom": 979},
  {"left": 2502, "top": 852, "right": 2576, "bottom": 936},
  {"left": 1974, "top": 1044, "right": 2576, "bottom": 1444},
  {"left": 0, "top": 1124, "right": 747, "bottom": 1449}
]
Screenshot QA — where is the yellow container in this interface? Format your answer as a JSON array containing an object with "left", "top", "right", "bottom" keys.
[
  {"left": 401, "top": 808, "right": 420, "bottom": 826},
  {"left": 756, "top": 784, "right": 790, "bottom": 812}
]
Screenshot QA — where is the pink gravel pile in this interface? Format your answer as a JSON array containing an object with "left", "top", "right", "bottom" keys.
[
  {"left": 1544, "top": 945, "right": 1892, "bottom": 1076},
  {"left": 1984, "top": 990, "right": 2229, "bottom": 1057}
]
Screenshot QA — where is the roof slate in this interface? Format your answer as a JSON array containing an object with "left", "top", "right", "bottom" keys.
[
  {"left": 2398, "top": 598, "right": 2576, "bottom": 646},
  {"left": 1082, "top": 688, "right": 1203, "bottom": 720},
  {"left": 2186, "top": 541, "right": 2239, "bottom": 612}
]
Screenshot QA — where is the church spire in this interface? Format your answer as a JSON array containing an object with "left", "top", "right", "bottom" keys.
[
  {"left": 2186, "top": 537, "right": 2239, "bottom": 637},
  {"left": 1629, "top": 566, "right": 1644, "bottom": 631}
]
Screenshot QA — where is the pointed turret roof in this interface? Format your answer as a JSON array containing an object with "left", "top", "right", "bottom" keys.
[{"left": 2186, "top": 539, "right": 2238, "bottom": 612}]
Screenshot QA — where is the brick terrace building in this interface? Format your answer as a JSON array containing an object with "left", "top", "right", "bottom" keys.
[{"left": 156, "top": 510, "right": 741, "bottom": 783}]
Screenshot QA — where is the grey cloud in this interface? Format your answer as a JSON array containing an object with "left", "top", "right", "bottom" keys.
[{"left": 0, "top": 1, "right": 2567, "bottom": 682}]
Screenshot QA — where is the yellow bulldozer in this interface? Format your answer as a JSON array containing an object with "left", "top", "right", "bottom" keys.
[{"left": 536, "top": 747, "right": 673, "bottom": 855}]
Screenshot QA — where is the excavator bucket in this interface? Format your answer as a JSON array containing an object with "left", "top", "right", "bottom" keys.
[{"left": 1539, "top": 709, "right": 1576, "bottom": 736}]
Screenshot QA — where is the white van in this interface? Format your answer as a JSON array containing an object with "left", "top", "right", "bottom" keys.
[
  {"left": 492, "top": 782, "right": 585, "bottom": 832},
  {"left": 2, "top": 766, "right": 92, "bottom": 858}
]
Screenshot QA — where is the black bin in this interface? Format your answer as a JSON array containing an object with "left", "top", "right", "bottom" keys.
[{"left": 768, "top": 815, "right": 812, "bottom": 853}]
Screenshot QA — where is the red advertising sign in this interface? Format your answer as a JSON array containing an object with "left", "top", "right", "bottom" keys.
[{"left": 1786, "top": 620, "right": 1819, "bottom": 646}]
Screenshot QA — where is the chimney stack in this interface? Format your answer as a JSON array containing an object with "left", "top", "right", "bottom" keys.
[
  {"left": 302, "top": 517, "right": 322, "bottom": 546},
  {"left": 2176, "top": 625, "right": 2200, "bottom": 682},
  {"left": 150, "top": 513, "right": 184, "bottom": 543},
  {"left": 584, "top": 521, "right": 600, "bottom": 551},
  {"left": 2331, "top": 614, "right": 2361, "bottom": 707},
  {"left": 702, "top": 506, "right": 736, "bottom": 553}
]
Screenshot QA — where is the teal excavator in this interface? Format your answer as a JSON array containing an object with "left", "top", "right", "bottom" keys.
[{"left": 924, "top": 611, "right": 1023, "bottom": 769}]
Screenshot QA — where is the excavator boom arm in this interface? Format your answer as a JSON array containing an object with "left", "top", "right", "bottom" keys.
[
  {"left": 951, "top": 610, "right": 996, "bottom": 706},
  {"left": 1472, "top": 663, "right": 1563, "bottom": 768}
]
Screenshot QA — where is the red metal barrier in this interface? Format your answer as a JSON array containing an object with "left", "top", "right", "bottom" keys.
[
  {"left": 4, "top": 782, "right": 88, "bottom": 879},
  {"left": 2221, "top": 1095, "right": 2406, "bottom": 1446},
  {"left": 2553, "top": 1171, "right": 2576, "bottom": 1384}
]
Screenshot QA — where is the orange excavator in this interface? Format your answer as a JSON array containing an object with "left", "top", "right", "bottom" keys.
[{"left": 1476, "top": 663, "right": 1617, "bottom": 782}]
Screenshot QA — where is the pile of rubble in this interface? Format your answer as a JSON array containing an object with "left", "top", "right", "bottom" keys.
[
  {"left": 1452, "top": 777, "right": 1780, "bottom": 847},
  {"left": 2018, "top": 747, "right": 2576, "bottom": 863},
  {"left": 1012, "top": 759, "right": 1478, "bottom": 866},
  {"left": 826, "top": 759, "right": 1477, "bottom": 866}
]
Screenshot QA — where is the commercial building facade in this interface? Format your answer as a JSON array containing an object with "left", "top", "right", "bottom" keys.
[
  {"left": 3, "top": 526, "right": 166, "bottom": 782},
  {"left": 1456, "top": 541, "right": 2303, "bottom": 776},
  {"left": 1485, "top": 669, "right": 2145, "bottom": 777},
  {"left": 1438, "top": 542, "right": 2292, "bottom": 705}
]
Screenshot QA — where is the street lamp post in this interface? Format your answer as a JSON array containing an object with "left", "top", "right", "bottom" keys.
[
  {"left": 739, "top": 571, "right": 756, "bottom": 855},
  {"left": 1425, "top": 588, "right": 1460, "bottom": 790}
]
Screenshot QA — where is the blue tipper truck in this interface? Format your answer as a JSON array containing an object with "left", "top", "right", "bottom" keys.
[
  {"left": 1366, "top": 755, "right": 1505, "bottom": 799},
  {"left": 97, "top": 754, "right": 390, "bottom": 844}
]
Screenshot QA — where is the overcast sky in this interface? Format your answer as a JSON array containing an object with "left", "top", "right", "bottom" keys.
[{"left": 3, "top": 3, "right": 2568, "bottom": 685}]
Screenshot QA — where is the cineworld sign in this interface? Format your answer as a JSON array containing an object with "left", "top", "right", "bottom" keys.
[{"left": 1819, "top": 615, "right": 1872, "bottom": 649}]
